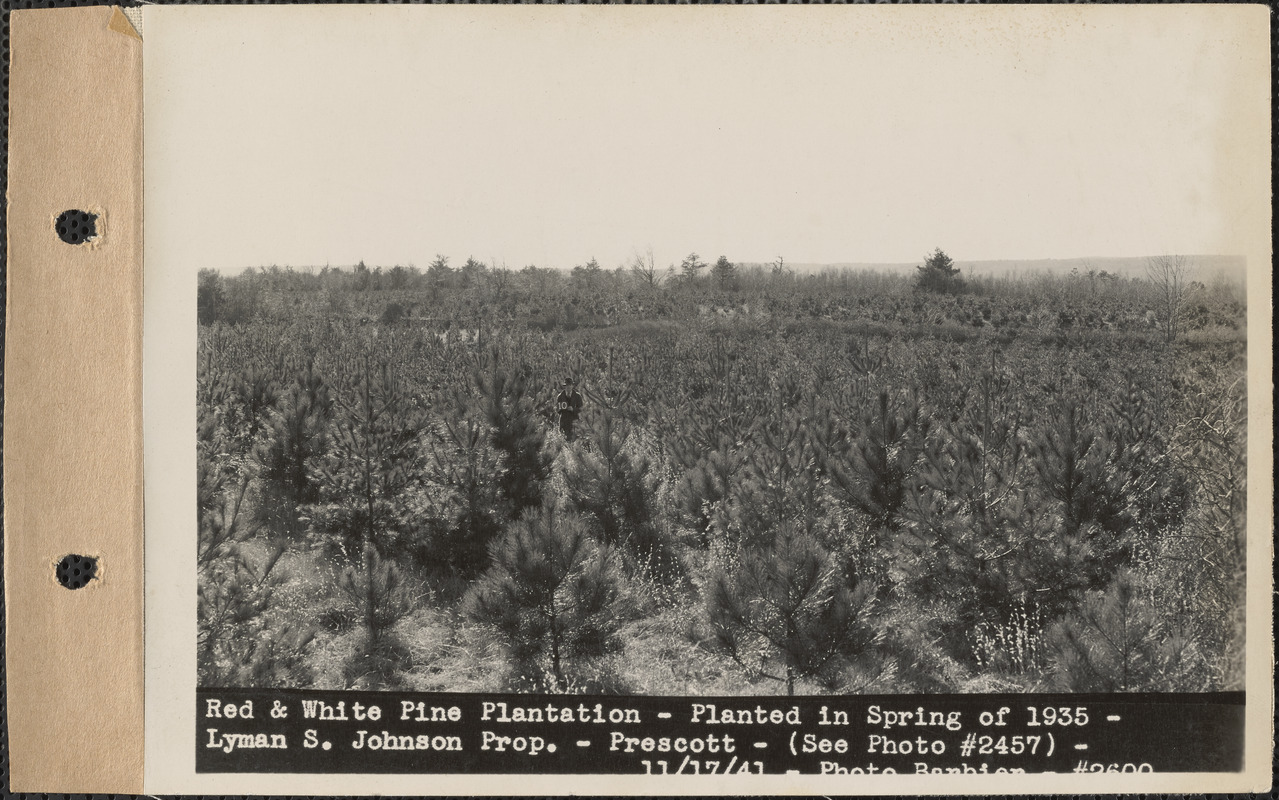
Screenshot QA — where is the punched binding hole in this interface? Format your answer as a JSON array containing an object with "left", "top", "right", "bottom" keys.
[
  {"left": 55, "top": 209, "right": 97, "bottom": 245},
  {"left": 55, "top": 554, "right": 98, "bottom": 590}
]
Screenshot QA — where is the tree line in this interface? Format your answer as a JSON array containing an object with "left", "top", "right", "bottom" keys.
[{"left": 197, "top": 251, "right": 1243, "bottom": 341}]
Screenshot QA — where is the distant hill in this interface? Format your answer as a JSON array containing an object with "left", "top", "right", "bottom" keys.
[{"left": 742, "top": 255, "right": 1247, "bottom": 282}]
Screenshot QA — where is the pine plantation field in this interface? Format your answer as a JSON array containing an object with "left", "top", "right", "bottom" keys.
[{"left": 196, "top": 258, "right": 1247, "bottom": 695}]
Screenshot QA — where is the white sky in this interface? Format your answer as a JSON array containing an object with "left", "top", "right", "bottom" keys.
[{"left": 144, "top": 5, "right": 1269, "bottom": 272}]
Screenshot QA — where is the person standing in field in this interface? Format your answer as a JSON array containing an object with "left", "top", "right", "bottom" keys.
[{"left": 555, "top": 377, "right": 584, "bottom": 441}]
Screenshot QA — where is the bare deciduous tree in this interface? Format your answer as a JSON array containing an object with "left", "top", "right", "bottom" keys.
[
  {"left": 1146, "top": 254, "right": 1190, "bottom": 343},
  {"left": 629, "top": 247, "right": 665, "bottom": 287}
]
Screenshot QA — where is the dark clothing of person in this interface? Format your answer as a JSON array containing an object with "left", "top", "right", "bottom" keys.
[{"left": 556, "top": 388, "right": 583, "bottom": 439}]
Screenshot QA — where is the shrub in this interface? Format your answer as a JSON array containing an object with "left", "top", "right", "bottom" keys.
[
  {"left": 1046, "top": 570, "right": 1211, "bottom": 691},
  {"left": 562, "top": 409, "right": 678, "bottom": 578},
  {"left": 705, "top": 527, "right": 876, "bottom": 695},
  {"left": 464, "top": 504, "right": 627, "bottom": 692},
  {"left": 381, "top": 301, "right": 407, "bottom": 325}
]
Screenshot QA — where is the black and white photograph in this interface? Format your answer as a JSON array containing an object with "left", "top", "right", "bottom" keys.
[
  {"left": 184, "top": 12, "right": 1252, "bottom": 700},
  {"left": 139, "top": 4, "right": 1271, "bottom": 790},
  {"left": 195, "top": 251, "right": 1250, "bottom": 698}
]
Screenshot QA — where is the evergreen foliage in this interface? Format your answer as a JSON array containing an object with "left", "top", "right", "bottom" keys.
[
  {"left": 675, "top": 437, "right": 747, "bottom": 545},
  {"left": 822, "top": 391, "right": 928, "bottom": 532},
  {"left": 253, "top": 362, "right": 332, "bottom": 542},
  {"left": 705, "top": 527, "right": 877, "bottom": 695},
  {"left": 562, "top": 407, "right": 678, "bottom": 578},
  {"left": 197, "top": 376, "right": 316, "bottom": 687},
  {"left": 1029, "top": 397, "right": 1132, "bottom": 598},
  {"left": 198, "top": 268, "right": 262, "bottom": 325},
  {"left": 916, "top": 248, "right": 965, "bottom": 294},
  {"left": 464, "top": 504, "right": 627, "bottom": 692},
  {"left": 380, "top": 301, "right": 407, "bottom": 325},
  {"left": 195, "top": 258, "right": 1246, "bottom": 694},
  {"left": 225, "top": 366, "right": 280, "bottom": 455},
  {"left": 712, "top": 255, "right": 737, "bottom": 289},
  {"left": 197, "top": 269, "right": 226, "bottom": 326},
  {"left": 306, "top": 357, "right": 430, "bottom": 687},
  {"left": 680, "top": 252, "right": 707, "bottom": 282},
  {"left": 1046, "top": 570, "right": 1207, "bottom": 691},
  {"left": 737, "top": 397, "right": 824, "bottom": 545},
  {"left": 469, "top": 355, "right": 550, "bottom": 513},
  {"left": 891, "top": 357, "right": 1048, "bottom": 662},
  {"left": 419, "top": 416, "right": 508, "bottom": 578}
]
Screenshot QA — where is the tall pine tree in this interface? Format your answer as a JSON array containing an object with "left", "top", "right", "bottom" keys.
[
  {"left": 464, "top": 504, "right": 627, "bottom": 692},
  {"left": 420, "top": 416, "right": 508, "bottom": 579},
  {"left": 705, "top": 527, "right": 877, "bottom": 696},
  {"left": 562, "top": 403, "right": 676, "bottom": 578},
  {"left": 197, "top": 376, "right": 315, "bottom": 687},
  {"left": 307, "top": 357, "right": 430, "bottom": 688},
  {"left": 821, "top": 390, "right": 928, "bottom": 534},
  {"left": 469, "top": 353, "right": 550, "bottom": 513},
  {"left": 253, "top": 361, "right": 333, "bottom": 542}
]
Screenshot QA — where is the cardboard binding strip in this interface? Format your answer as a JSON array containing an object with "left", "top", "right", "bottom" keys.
[{"left": 4, "top": 7, "right": 144, "bottom": 793}]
